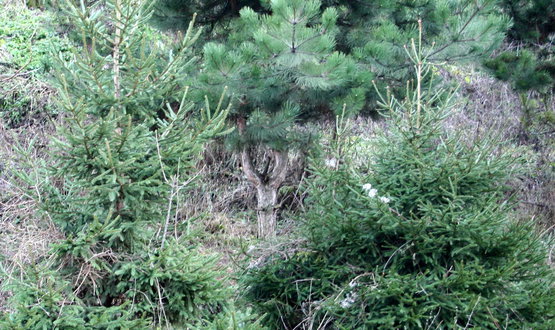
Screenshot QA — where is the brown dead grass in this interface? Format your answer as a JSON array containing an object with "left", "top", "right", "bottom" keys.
[
  {"left": 0, "top": 121, "right": 63, "bottom": 311},
  {"left": 441, "top": 65, "right": 555, "bottom": 232}
]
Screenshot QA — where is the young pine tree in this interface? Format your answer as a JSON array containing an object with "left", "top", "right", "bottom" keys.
[
  {"left": 155, "top": 0, "right": 510, "bottom": 239},
  {"left": 333, "top": 0, "right": 510, "bottom": 83},
  {"left": 199, "top": 0, "right": 367, "bottom": 238},
  {"left": 484, "top": 49, "right": 554, "bottom": 138},
  {"left": 500, "top": 0, "right": 555, "bottom": 43}
]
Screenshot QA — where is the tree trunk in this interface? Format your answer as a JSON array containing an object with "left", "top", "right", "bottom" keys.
[
  {"left": 229, "top": 0, "right": 238, "bottom": 12},
  {"left": 239, "top": 148, "right": 288, "bottom": 238},
  {"left": 256, "top": 184, "right": 278, "bottom": 238},
  {"left": 236, "top": 117, "right": 288, "bottom": 238}
]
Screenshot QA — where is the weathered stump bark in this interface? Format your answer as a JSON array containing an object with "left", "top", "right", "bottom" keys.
[
  {"left": 256, "top": 184, "right": 278, "bottom": 238},
  {"left": 241, "top": 148, "right": 288, "bottom": 238}
]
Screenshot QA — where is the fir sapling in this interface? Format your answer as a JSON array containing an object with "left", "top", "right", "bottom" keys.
[{"left": 1, "top": 0, "right": 231, "bottom": 327}]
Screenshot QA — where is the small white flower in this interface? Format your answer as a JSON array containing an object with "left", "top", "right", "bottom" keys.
[
  {"left": 325, "top": 158, "right": 337, "bottom": 168},
  {"left": 340, "top": 299, "right": 352, "bottom": 308},
  {"left": 247, "top": 260, "right": 260, "bottom": 269},
  {"left": 362, "top": 183, "right": 372, "bottom": 191},
  {"left": 339, "top": 292, "right": 358, "bottom": 308},
  {"left": 367, "top": 188, "right": 378, "bottom": 198},
  {"left": 379, "top": 196, "right": 390, "bottom": 204},
  {"left": 349, "top": 280, "right": 358, "bottom": 288}
]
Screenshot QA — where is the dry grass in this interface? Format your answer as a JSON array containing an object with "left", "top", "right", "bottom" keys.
[
  {"left": 1, "top": 30, "right": 64, "bottom": 309},
  {"left": 0, "top": 120, "right": 63, "bottom": 311},
  {"left": 441, "top": 64, "right": 555, "bottom": 231},
  {"left": 0, "top": 73, "right": 57, "bottom": 129}
]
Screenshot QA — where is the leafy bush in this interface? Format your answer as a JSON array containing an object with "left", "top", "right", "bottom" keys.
[{"left": 243, "top": 38, "right": 555, "bottom": 329}]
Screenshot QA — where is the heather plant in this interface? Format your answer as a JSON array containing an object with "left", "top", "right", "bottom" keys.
[{"left": 243, "top": 31, "right": 555, "bottom": 328}]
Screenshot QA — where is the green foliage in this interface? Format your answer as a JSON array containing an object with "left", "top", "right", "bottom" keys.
[
  {"left": 2, "top": 0, "right": 231, "bottom": 327},
  {"left": 172, "top": 0, "right": 510, "bottom": 239},
  {"left": 243, "top": 43, "right": 555, "bottom": 328},
  {"left": 152, "top": 0, "right": 265, "bottom": 32},
  {"left": 196, "top": 306, "right": 269, "bottom": 329},
  {"left": 499, "top": 0, "right": 555, "bottom": 43},
  {"left": 0, "top": 267, "right": 149, "bottom": 329},
  {"left": 243, "top": 251, "right": 345, "bottom": 328},
  {"left": 0, "top": 4, "right": 71, "bottom": 128},
  {"left": 51, "top": 0, "right": 202, "bottom": 123},
  {"left": 484, "top": 50, "right": 553, "bottom": 92},
  {"left": 200, "top": 0, "right": 363, "bottom": 152},
  {"left": 155, "top": 0, "right": 510, "bottom": 81},
  {"left": 111, "top": 238, "right": 227, "bottom": 324},
  {"left": 334, "top": 0, "right": 510, "bottom": 84},
  {"left": 45, "top": 0, "right": 228, "bottom": 240},
  {"left": 483, "top": 48, "right": 554, "bottom": 137},
  {"left": 193, "top": 0, "right": 510, "bottom": 138},
  {"left": 198, "top": 0, "right": 363, "bottom": 238},
  {"left": 0, "top": 5, "right": 71, "bottom": 72}
]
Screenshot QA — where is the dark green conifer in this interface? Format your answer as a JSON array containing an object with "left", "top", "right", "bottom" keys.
[
  {"left": 499, "top": 0, "right": 555, "bottom": 43},
  {"left": 199, "top": 0, "right": 365, "bottom": 238},
  {"left": 1, "top": 0, "right": 230, "bottom": 327},
  {"left": 333, "top": 0, "right": 509, "bottom": 82}
]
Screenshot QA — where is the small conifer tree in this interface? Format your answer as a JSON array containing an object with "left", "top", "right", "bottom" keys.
[
  {"left": 1, "top": 0, "right": 230, "bottom": 327},
  {"left": 192, "top": 0, "right": 510, "bottom": 238},
  {"left": 334, "top": 0, "right": 510, "bottom": 82},
  {"left": 484, "top": 49, "right": 554, "bottom": 137},
  {"left": 500, "top": 0, "right": 555, "bottom": 43},
  {"left": 199, "top": 0, "right": 366, "bottom": 238},
  {"left": 243, "top": 26, "right": 555, "bottom": 328}
]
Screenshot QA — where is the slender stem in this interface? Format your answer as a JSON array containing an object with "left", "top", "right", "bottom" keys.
[
  {"left": 113, "top": 0, "right": 123, "bottom": 100},
  {"left": 416, "top": 20, "right": 423, "bottom": 128}
]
